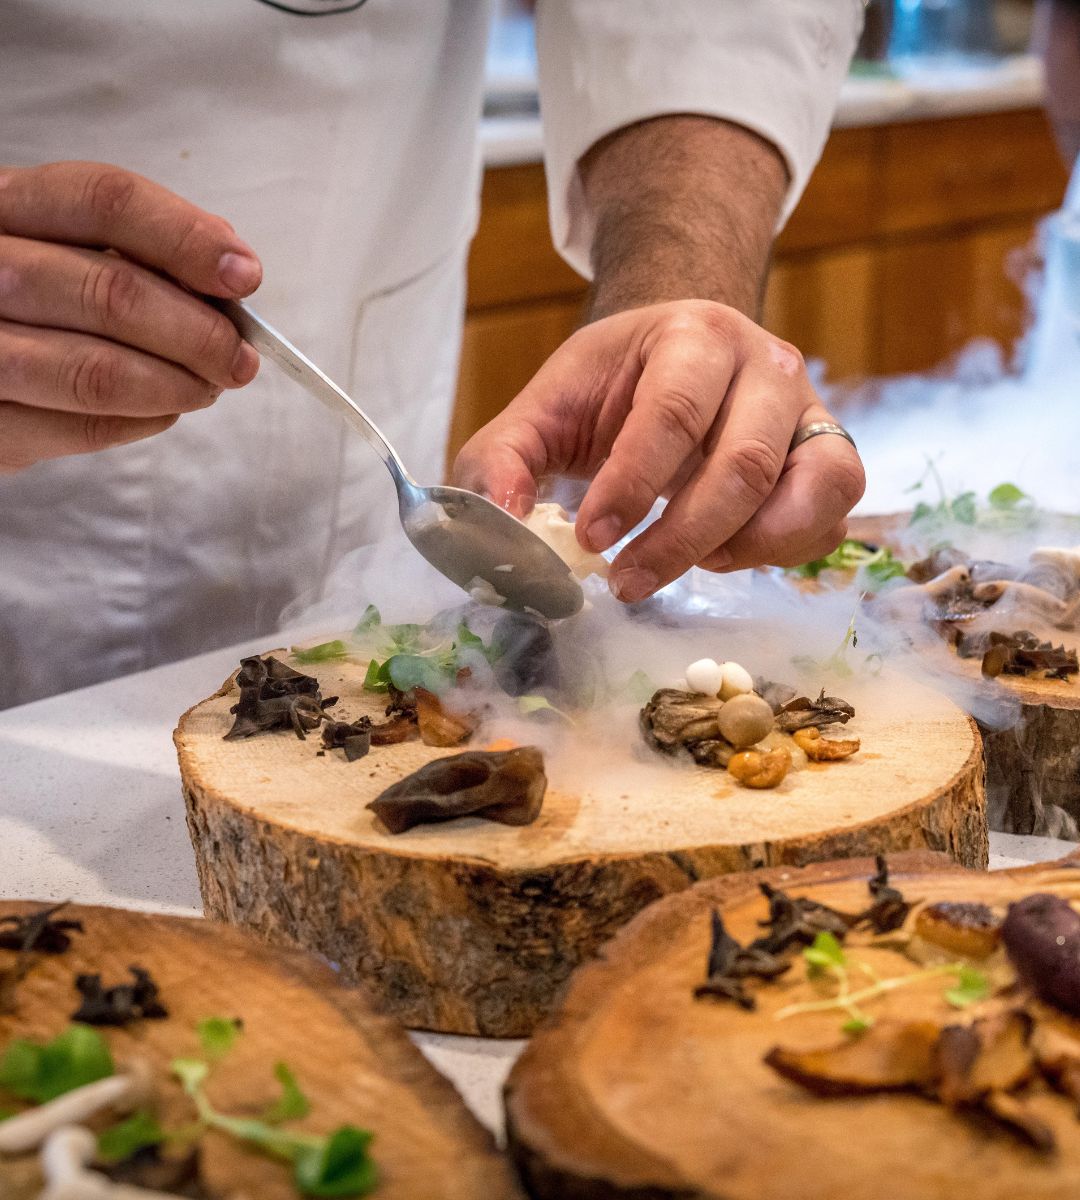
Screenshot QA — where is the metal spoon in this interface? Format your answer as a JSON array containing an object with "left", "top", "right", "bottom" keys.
[{"left": 218, "top": 300, "right": 584, "bottom": 620}]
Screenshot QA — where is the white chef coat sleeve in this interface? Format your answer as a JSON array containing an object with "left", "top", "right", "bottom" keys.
[{"left": 534, "top": 0, "right": 864, "bottom": 278}]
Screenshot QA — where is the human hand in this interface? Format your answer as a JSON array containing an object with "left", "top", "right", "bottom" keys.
[
  {"left": 0, "top": 161, "right": 262, "bottom": 473},
  {"left": 453, "top": 300, "right": 865, "bottom": 602}
]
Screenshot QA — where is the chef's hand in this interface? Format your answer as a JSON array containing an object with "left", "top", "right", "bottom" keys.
[
  {"left": 0, "top": 161, "right": 262, "bottom": 474},
  {"left": 453, "top": 299, "right": 865, "bottom": 603}
]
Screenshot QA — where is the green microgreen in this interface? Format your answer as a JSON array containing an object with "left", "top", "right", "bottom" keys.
[
  {"left": 291, "top": 640, "right": 350, "bottom": 665},
  {"left": 197, "top": 1016, "right": 243, "bottom": 1060},
  {"left": 775, "top": 934, "right": 992, "bottom": 1032},
  {"left": 790, "top": 540, "right": 908, "bottom": 588},
  {"left": 517, "top": 695, "right": 575, "bottom": 724},
  {"left": 0, "top": 1025, "right": 114, "bottom": 1104},
  {"left": 171, "top": 1019, "right": 376, "bottom": 1197},
  {"left": 97, "top": 1109, "right": 168, "bottom": 1164}
]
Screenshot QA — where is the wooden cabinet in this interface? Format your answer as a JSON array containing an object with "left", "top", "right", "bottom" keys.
[{"left": 448, "top": 107, "right": 1068, "bottom": 464}]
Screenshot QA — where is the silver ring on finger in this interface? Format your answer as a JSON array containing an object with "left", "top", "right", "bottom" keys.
[{"left": 788, "top": 421, "right": 857, "bottom": 454}]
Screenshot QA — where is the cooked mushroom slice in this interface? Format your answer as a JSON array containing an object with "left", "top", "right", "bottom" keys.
[
  {"left": 367, "top": 746, "right": 546, "bottom": 834},
  {"left": 914, "top": 902, "right": 1001, "bottom": 960},
  {"left": 1002, "top": 894, "right": 1080, "bottom": 1017},
  {"left": 981, "top": 1090, "right": 1056, "bottom": 1154},
  {"left": 971, "top": 579, "right": 1072, "bottom": 625},
  {"left": 1032, "top": 1015, "right": 1080, "bottom": 1113},
  {"left": 414, "top": 687, "right": 476, "bottom": 747},
  {"left": 766, "top": 1019, "right": 941, "bottom": 1097},
  {"left": 773, "top": 689, "right": 855, "bottom": 734},
  {"left": 907, "top": 546, "right": 972, "bottom": 583},
  {"left": 640, "top": 689, "right": 726, "bottom": 754},
  {"left": 792, "top": 728, "right": 860, "bottom": 761},
  {"left": 934, "top": 1011, "right": 1036, "bottom": 1106}
]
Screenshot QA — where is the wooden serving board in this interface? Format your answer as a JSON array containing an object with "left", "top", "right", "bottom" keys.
[
  {"left": 175, "top": 656, "right": 986, "bottom": 1038},
  {"left": 504, "top": 852, "right": 1080, "bottom": 1200},
  {"left": 0, "top": 902, "right": 522, "bottom": 1200},
  {"left": 850, "top": 513, "right": 1080, "bottom": 839}
]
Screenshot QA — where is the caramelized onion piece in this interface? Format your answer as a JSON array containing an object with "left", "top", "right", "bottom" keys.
[
  {"left": 414, "top": 687, "right": 477, "bottom": 747},
  {"left": 367, "top": 747, "right": 546, "bottom": 834}
]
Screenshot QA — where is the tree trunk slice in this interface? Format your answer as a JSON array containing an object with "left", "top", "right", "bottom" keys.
[
  {"left": 504, "top": 850, "right": 1080, "bottom": 1200},
  {"left": 175, "top": 655, "right": 986, "bottom": 1038},
  {"left": 850, "top": 513, "right": 1080, "bottom": 839},
  {"left": 0, "top": 902, "right": 522, "bottom": 1200}
]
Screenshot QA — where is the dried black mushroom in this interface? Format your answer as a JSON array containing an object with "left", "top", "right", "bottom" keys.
[
  {"left": 224, "top": 655, "right": 336, "bottom": 741},
  {"left": 1002, "top": 893, "right": 1080, "bottom": 1018},
  {"left": 322, "top": 717, "right": 373, "bottom": 761},
  {"left": 103, "top": 1144, "right": 202, "bottom": 1194},
  {"left": 773, "top": 689, "right": 856, "bottom": 734},
  {"left": 72, "top": 965, "right": 168, "bottom": 1026},
  {"left": 0, "top": 901, "right": 83, "bottom": 954},
  {"left": 367, "top": 746, "right": 547, "bottom": 835},
  {"left": 857, "top": 854, "right": 913, "bottom": 934},
  {"left": 750, "top": 882, "right": 853, "bottom": 955},
  {"left": 694, "top": 910, "right": 792, "bottom": 1009}
]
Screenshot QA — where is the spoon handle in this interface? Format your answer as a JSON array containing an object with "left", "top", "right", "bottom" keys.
[{"left": 216, "top": 298, "right": 414, "bottom": 487}]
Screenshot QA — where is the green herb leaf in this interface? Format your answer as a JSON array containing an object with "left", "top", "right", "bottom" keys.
[
  {"left": 0, "top": 1025, "right": 114, "bottom": 1104},
  {"left": 262, "top": 1062, "right": 311, "bottom": 1125},
  {"left": 385, "top": 654, "right": 450, "bottom": 694},
  {"left": 803, "top": 931, "right": 846, "bottom": 974},
  {"left": 172, "top": 1057, "right": 210, "bottom": 1094},
  {"left": 362, "top": 658, "right": 388, "bottom": 693},
  {"left": 353, "top": 605, "right": 381, "bottom": 634},
  {"left": 944, "top": 966, "right": 990, "bottom": 1009},
  {"left": 197, "top": 1017, "right": 242, "bottom": 1061},
  {"left": 517, "top": 695, "right": 574, "bottom": 724},
  {"left": 293, "top": 1126, "right": 378, "bottom": 1198},
  {"left": 950, "top": 491, "right": 977, "bottom": 524},
  {"left": 0, "top": 1107, "right": 19, "bottom": 1122},
  {"left": 292, "top": 640, "right": 349, "bottom": 665},
  {"left": 910, "top": 501, "right": 935, "bottom": 525},
  {"left": 842, "top": 1015, "right": 874, "bottom": 1035},
  {"left": 988, "top": 482, "right": 1028, "bottom": 510},
  {"left": 622, "top": 669, "right": 658, "bottom": 705},
  {"left": 97, "top": 1109, "right": 167, "bottom": 1164}
]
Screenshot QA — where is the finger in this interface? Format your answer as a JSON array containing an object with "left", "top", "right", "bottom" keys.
[
  {"left": 0, "top": 236, "right": 259, "bottom": 389},
  {"left": 575, "top": 323, "right": 736, "bottom": 555},
  {"left": 0, "top": 319, "right": 223, "bottom": 418},
  {"left": 606, "top": 359, "right": 804, "bottom": 602},
  {"left": 452, "top": 406, "right": 554, "bottom": 518},
  {"left": 0, "top": 399, "right": 179, "bottom": 473},
  {"left": 0, "top": 162, "right": 262, "bottom": 298},
  {"left": 700, "top": 428, "right": 865, "bottom": 571}
]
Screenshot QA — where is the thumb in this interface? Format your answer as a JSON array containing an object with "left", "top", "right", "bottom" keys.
[{"left": 451, "top": 428, "right": 541, "bottom": 519}]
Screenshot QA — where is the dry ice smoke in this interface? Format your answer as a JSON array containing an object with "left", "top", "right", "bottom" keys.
[{"left": 278, "top": 207, "right": 1079, "bottom": 811}]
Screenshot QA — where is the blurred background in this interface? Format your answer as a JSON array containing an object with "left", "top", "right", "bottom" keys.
[{"left": 447, "top": 0, "right": 1068, "bottom": 467}]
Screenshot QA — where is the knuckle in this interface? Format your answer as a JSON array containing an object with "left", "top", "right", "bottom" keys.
[
  {"left": 81, "top": 166, "right": 137, "bottom": 226},
  {"left": 67, "top": 345, "right": 121, "bottom": 413},
  {"left": 768, "top": 337, "right": 806, "bottom": 377},
  {"left": 171, "top": 211, "right": 227, "bottom": 261},
  {"left": 651, "top": 386, "right": 708, "bottom": 447},
  {"left": 82, "top": 259, "right": 141, "bottom": 327},
  {"left": 191, "top": 310, "right": 240, "bottom": 375},
  {"left": 724, "top": 437, "right": 782, "bottom": 505}
]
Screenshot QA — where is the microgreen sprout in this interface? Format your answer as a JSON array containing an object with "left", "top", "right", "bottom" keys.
[
  {"left": 0, "top": 1025, "right": 113, "bottom": 1104},
  {"left": 775, "top": 932, "right": 991, "bottom": 1031}
]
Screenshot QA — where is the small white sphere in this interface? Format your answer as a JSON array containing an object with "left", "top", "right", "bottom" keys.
[
  {"left": 685, "top": 657, "right": 725, "bottom": 696},
  {"left": 718, "top": 660, "right": 754, "bottom": 700}
]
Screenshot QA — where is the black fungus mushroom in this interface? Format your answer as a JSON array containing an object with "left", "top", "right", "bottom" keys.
[
  {"left": 322, "top": 717, "right": 373, "bottom": 761},
  {"left": 749, "top": 883, "right": 853, "bottom": 955},
  {"left": 224, "top": 655, "right": 336, "bottom": 741},
  {"left": 490, "top": 612, "right": 560, "bottom": 697},
  {"left": 693, "top": 910, "right": 792, "bottom": 1009},
  {"left": 72, "top": 965, "right": 169, "bottom": 1026},
  {"left": 0, "top": 901, "right": 83, "bottom": 954},
  {"left": 367, "top": 746, "right": 547, "bottom": 834}
]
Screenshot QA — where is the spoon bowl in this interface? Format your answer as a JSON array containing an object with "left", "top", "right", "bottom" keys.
[{"left": 219, "top": 300, "right": 584, "bottom": 620}]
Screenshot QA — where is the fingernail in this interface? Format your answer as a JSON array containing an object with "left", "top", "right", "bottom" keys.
[
  {"left": 610, "top": 567, "right": 659, "bottom": 603},
  {"left": 218, "top": 249, "right": 261, "bottom": 294},
  {"left": 231, "top": 341, "right": 260, "bottom": 384},
  {"left": 584, "top": 514, "right": 622, "bottom": 552}
]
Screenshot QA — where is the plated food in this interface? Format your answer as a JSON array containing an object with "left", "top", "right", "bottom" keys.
[
  {"left": 0, "top": 901, "right": 521, "bottom": 1200},
  {"left": 505, "top": 852, "right": 1080, "bottom": 1200},
  {"left": 176, "top": 603, "right": 985, "bottom": 1035}
]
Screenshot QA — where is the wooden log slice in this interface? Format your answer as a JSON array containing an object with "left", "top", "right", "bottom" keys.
[
  {"left": 504, "top": 851, "right": 1080, "bottom": 1200},
  {"left": 0, "top": 902, "right": 522, "bottom": 1200},
  {"left": 175, "top": 656, "right": 986, "bottom": 1038},
  {"left": 850, "top": 513, "right": 1080, "bottom": 839}
]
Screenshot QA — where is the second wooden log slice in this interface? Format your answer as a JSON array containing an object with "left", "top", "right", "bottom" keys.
[
  {"left": 504, "top": 852, "right": 1080, "bottom": 1200},
  {"left": 0, "top": 902, "right": 522, "bottom": 1200},
  {"left": 176, "top": 656, "right": 986, "bottom": 1037}
]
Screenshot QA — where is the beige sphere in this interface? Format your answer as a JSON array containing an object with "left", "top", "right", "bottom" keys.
[{"left": 717, "top": 692, "right": 775, "bottom": 749}]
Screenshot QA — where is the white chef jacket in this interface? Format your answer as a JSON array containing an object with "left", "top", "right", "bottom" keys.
[{"left": 0, "top": 0, "right": 861, "bottom": 708}]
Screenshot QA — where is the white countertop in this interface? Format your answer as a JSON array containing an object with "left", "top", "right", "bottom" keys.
[
  {"left": 481, "top": 53, "right": 1045, "bottom": 167},
  {"left": 0, "top": 635, "right": 1073, "bottom": 1141}
]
